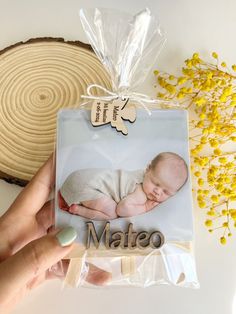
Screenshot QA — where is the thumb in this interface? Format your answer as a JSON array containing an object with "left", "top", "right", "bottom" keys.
[{"left": 0, "top": 227, "right": 77, "bottom": 305}]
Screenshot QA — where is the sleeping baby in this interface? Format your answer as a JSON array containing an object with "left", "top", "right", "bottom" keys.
[{"left": 58, "top": 152, "right": 188, "bottom": 220}]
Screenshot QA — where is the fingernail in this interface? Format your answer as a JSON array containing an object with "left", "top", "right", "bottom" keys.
[{"left": 56, "top": 227, "right": 77, "bottom": 247}]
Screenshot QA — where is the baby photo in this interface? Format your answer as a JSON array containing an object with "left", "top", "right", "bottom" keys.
[
  {"left": 58, "top": 152, "right": 188, "bottom": 221},
  {"left": 55, "top": 108, "right": 194, "bottom": 247}
]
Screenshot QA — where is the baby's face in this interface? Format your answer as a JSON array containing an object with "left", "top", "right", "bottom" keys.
[{"left": 142, "top": 158, "right": 187, "bottom": 203}]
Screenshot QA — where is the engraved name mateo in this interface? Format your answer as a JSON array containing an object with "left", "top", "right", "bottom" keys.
[{"left": 86, "top": 222, "right": 165, "bottom": 250}]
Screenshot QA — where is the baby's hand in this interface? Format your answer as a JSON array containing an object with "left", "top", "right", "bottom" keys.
[
  {"left": 145, "top": 199, "right": 159, "bottom": 212},
  {"left": 135, "top": 184, "right": 148, "bottom": 202}
]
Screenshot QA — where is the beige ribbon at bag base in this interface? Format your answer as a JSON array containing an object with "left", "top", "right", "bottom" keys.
[
  {"left": 64, "top": 241, "right": 193, "bottom": 287},
  {"left": 121, "top": 256, "right": 137, "bottom": 276}
]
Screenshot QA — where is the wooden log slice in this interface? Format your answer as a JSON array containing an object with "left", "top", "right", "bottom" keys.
[{"left": 0, "top": 38, "right": 111, "bottom": 186}]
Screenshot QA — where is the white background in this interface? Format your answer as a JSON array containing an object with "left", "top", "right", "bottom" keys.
[{"left": 0, "top": 0, "right": 236, "bottom": 314}]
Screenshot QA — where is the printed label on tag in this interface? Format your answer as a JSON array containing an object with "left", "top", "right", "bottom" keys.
[{"left": 91, "top": 98, "right": 136, "bottom": 135}]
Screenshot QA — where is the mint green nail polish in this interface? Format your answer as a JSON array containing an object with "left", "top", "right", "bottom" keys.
[{"left": 56, "top": 227, "right": 77, "bottom": 247}]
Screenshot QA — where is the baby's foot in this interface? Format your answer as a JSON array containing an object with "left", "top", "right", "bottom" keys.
[
  {"left": 58, "top": 191, "right": 70, "bottom": 211},
  {"left": 68, "top": 204, "right": 80, "bottom": 215}
]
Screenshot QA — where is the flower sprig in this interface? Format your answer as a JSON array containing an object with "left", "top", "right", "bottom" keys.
[{"left": 154, "top": 52, "right": 236, "bottom": 245}]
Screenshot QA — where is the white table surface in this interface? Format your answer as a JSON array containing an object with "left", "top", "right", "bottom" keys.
[{"left": 0, "top": 0, "right": 236, "bottom": 313}]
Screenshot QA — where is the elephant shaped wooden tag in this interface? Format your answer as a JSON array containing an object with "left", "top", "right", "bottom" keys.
[{"left": 91, "top": 98, "right": 136, "bottom": 135}]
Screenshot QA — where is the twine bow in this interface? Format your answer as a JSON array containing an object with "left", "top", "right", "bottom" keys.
[{"left": 81, "top": 84, "right": 172, "bottom": 114}]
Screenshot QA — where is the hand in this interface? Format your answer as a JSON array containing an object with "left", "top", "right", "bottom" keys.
[
  {"left": 0, "top": 154, "right": 111, "bottom": 313},
  {"left": 145, "top": 199, "right": 159, "bottom": 212},
  {"left": 135, "top": 184, "right": 148, "bottom": 201}
]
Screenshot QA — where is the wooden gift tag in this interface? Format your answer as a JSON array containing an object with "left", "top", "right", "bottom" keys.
[{"left": 91, "top": 98, "right": 136, "bottom": 135}]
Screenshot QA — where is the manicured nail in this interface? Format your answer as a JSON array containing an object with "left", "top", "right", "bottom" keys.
[{"left": 56, "top": 227, "right": 77, "bottom": 247}]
